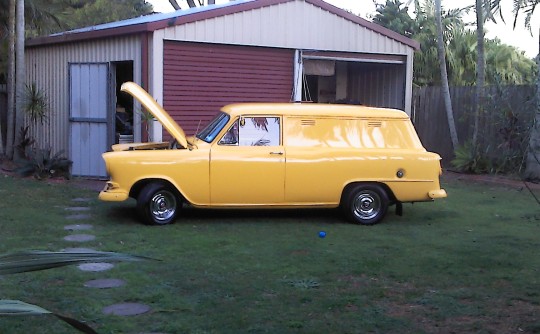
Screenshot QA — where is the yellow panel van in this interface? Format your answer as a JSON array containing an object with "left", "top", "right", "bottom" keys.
[{"left": 99, "top": 82, "right": 446, "bottom": 225}]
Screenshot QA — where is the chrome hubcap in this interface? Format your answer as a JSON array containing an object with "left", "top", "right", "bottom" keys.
[
  {"left": 150, "top": 190, "right": 177, "bottom": 222},
  {"left": 353, "top": 191, "right": 380, "bottom": 220}
]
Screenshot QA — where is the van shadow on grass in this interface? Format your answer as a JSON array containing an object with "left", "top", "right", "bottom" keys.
[
  {"left": 103, "top": 202, "right": 344, "bottom": 226},
  {"left": 102, "top": 201, "right": 453, "bottom": 228}
]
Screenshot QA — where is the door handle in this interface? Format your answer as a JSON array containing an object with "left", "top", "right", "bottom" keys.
[{"left": 270, "top": 151, "right": 284, "bottom": 155}]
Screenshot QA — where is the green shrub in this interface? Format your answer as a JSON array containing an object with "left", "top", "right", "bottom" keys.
[
  {"left": 16, "top": 148, "right": 72, "bottom": 179},
  {"left": 451, "top": 141, "right": 491, "bottom": 173}
]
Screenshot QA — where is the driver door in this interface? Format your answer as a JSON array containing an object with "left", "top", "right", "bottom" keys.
[{"left": 210, "top": 116, "right": 285, "bottom": 205}]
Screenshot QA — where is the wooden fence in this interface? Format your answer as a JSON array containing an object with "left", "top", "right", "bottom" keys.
[{"left": 412, "top": 85, "right": 537, "bottom": 167}]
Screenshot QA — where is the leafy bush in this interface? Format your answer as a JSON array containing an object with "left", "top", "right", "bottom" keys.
[
  {"left": 16, "top": 148, "right": 72, "bottom": 179},
  {"left": 451, "top": 141, "right": 491, "bottom": 173}
]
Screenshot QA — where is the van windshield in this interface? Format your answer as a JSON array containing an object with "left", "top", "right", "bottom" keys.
[{"left": 196, "top": 112, "right": 230, "bottom": 143}]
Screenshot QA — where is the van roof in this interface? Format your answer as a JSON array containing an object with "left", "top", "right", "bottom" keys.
[{"left": 221, "top": 103, "right": 409, "bottom": 119}]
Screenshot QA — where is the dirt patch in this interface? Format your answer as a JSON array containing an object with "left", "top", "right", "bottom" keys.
[
  {"left": 0, "top": 158, "right": 16, "bottom": 172},
  {"left": 443, "top": 170, "right": 540, "bottom": 191},
  {"left": 384, "top": 294, "right": 540, "bottom": 333}
]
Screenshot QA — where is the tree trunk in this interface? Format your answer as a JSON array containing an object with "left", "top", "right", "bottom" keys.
[
  {"left": 6, "top": 0, "right": 16, "bottom": 160},
  {"left": 435, "top": 0, "right": 459, "bottom": 150},
  {"left": 14, "top": 0, "right": 25, "bottom": 160},
  {"left": 473, "top": 0, "right": 485, "bottom": 149}
]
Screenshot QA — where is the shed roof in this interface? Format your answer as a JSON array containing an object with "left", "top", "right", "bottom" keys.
[{"left": 27, "top": 0, "right": 419, "bottom": 50}]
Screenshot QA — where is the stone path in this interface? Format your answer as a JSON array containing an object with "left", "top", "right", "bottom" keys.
[{"left": 62, "top": 197, "right": 156, "bottom": 330}]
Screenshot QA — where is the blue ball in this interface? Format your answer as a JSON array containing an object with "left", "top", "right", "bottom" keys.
[{"left": 318, "top": 231, "right": 326, "bottom": 238}]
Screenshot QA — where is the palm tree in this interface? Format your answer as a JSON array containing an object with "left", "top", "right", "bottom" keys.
[
  {"left": 14, "top": 0, "right": 25, "bottom": 160},
  {"left": 408, "top": 0, "right": 470, "bottom": 86},
  {"left": 2, "top": 0, "right": 62, "bottom": 159},
  {"left": 5, "top": 0, "right": 16, "bottom": 160},
  {"left": 511, "top": 0, "right": 539, "bottom": 30},
  {"left": 473, "top": 0, "right": 485, "bottom": 149},
  {"left": 434, "top": 0, "right": 459, "bottom": 149}
]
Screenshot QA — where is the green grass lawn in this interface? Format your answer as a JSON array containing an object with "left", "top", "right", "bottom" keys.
[{"left": 0, "top": 173, "right": 539, "bottom": 333}]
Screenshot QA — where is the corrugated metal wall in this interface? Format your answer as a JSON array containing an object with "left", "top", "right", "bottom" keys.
[
  {"left": 348, "top": 62, "right": 406, "bottom": 110},
  {"left": 163, "top": 41, "right": 294, "bottom": 136},
  {"left": 25, "top": 35, "right": 142, "bottom": 156},
  {"left": 161, "top": 0, "right": 411, "bottom": 55}
]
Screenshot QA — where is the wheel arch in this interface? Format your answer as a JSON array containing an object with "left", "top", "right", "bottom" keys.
[
  {"left": 340, "top": 181, "right": 397, "bottom": 207},
  {"left": 130, "top": 178, "right": 185, "bottom": 202}
]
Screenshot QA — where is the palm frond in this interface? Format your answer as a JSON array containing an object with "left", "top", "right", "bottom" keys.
[
  {"left": 0, "top": 300, "right": 98, "bottom": 334},
  {"left": 0, "top": 250, "right": 157, "bottom": 275},
  {"left": 0, "top": 300, "right": 51, "bottom": 316}
]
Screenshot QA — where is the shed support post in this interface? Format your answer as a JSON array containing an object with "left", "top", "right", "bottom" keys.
[{"left": 293, "top": 50, "right": 303, "bottom": 102}]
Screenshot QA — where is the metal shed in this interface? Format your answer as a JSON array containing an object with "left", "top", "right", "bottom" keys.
[{"left": 26, "top": 0, "right": 419, "bottom": 178}]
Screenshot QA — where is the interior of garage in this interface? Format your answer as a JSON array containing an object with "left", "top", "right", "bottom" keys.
[
  {"left": 301, "top": 57, "right": 407, "bottom": 111},
  {"left": 113, "top": 61, "right": 134, "bottom": 144}
]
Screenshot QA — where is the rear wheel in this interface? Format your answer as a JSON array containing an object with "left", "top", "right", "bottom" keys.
[
  {"left": 342, "top": 184, "right": 389, "bottom": 225},
  {"left": 137, "top": 183, "right": 180, "bottom": 225}
]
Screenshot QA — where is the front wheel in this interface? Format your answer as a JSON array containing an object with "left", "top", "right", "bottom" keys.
[
  {"left": 342, "top": 184, "right": 389, "bottom": 225},
  {"left": 137, "top": 183, "right": 180, "bottom": 225}
]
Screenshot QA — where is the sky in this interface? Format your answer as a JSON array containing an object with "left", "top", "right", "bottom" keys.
[{"left": 146, "top": 0, "right": 539, "bottom": 58}]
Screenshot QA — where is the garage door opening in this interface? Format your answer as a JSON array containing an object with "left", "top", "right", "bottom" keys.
[
  {"left": 113, "top": 61, "right": 134, "bottom": 144},
  {"left": 301, "top": 55, "right": 407, "bottom": 110}
]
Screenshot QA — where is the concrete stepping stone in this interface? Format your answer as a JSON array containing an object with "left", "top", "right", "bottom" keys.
[
  {"left": 102, "top": 303, "right": 151, "bottom": 316},
  {"left": 65, "top": 214, "right": 92, "bottom": 220},
  {"left": 64, "top": 234, "right": 95, "bottom": 242},
  {"left": 64, "top": 207, "right": 91, "bottom": 212},
  {"left": 84, "top": 278, "right": 125, "bottom": 288},
  {"left": 64, "top": 224, "right": 93, "bottom": 231},
  {"left": 78, "top": 262, "right": 114, "bottom": 272},
  {"left": 72, "top": 198, "right": 93, "bottom": 203}
]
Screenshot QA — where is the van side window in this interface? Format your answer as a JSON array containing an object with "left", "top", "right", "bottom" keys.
[{"left": 238, "top": 117, "right": 280, "bottom": 146}]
